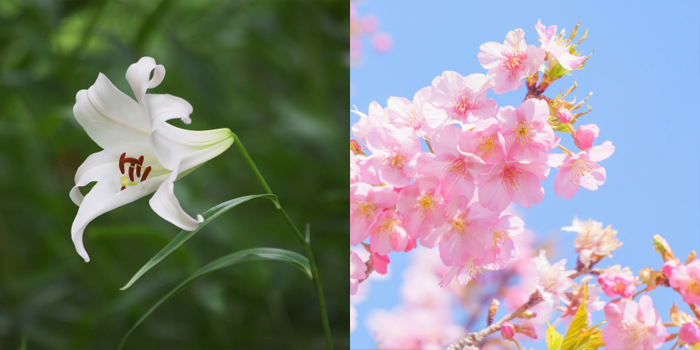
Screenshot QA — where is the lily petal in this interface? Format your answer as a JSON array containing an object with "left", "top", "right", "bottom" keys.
[
  {"left": 150, "top": 123, "right": 234, "bottom": 172},
  {"left": 73, "top": 73, "right": 151, "bottom": 154},
  {"left": 126, "top": 56, "right": 165, "bottom": 104},
  {"left": 149, "top": 162, "right": 204, "bottom": 232},
  {"left": 70, "top": 150, "right": 119, "bottom": 206},
  {"left": 71, "top": 173, "right": 167, "bottom": 262},
  {"left": 143, "top": 93, "right": 194, "bottom": 130}
]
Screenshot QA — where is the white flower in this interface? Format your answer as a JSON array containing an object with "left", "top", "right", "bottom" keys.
[
  {"left": 562, "top": 217, "right": 622, "bottom": 267},
  {"left": 70, "top": 57, "right": 234, "bottom": 262}
]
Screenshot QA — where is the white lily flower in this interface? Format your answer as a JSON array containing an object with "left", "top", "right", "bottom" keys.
[{"left": 70, "top": 57, "right": 234, "bottom": 262}]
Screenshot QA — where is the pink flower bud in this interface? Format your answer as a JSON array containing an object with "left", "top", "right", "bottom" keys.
[
  {"left": 372, "top": 32, "right": 393, "bottom": 53},
  {"left": 597, "top": 272, "right": 635, "bottom": 298},
  {"left": 680, "top": 322, "right": 700, "bottom": 345},
  {"left": 557, "top": 107, "right": 573, "bottom": 123},
  {"left": 501, "top": 321, "right": 515, "bottom": 341},
  {"left": 574, "top": 124, "right": 599, "bottom": 150}
]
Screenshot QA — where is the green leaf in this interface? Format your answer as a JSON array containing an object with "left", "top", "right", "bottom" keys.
[
  {"left": 562, "top": 284, "right": 589, "bottom": 350},
  {"left": 120, "top": 194, "right": 278, "bottom": 290},
  {"left": 546, "top": 320, "right": 564, "bottom": 350},
  {"left": 118, "top": 247, "right": 311, "bottom": 350}
]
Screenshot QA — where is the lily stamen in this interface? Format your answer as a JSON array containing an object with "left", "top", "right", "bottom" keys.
[{"left": 118, "top": 152, "right": 152, "bottom": 190}]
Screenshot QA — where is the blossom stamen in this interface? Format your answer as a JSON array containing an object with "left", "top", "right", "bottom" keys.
[{"left": 118, "top": 152, "right": 151, "bottom": 190}]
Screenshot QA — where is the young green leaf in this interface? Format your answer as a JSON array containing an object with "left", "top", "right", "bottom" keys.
[
  {"left": 545, "top": 320, "right": 563, "bottom": 350},
  {"left": 120, "top": 194, "right": 278, "bottom": 290},
  {"left": 118, "top": 247, "right": 311, "bottom": 349},
  {"left": 561, "top": 284, "right": 589, "bottom": 349}
]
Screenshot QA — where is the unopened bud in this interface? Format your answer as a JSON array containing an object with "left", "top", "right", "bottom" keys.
[
  {"left": 487, "top": 299, "right": 500, "bottom": 326},
  {"left": 501, "top": 321, "right": 516, "bottom": 341},
  {"left": 653, "top": 234, "right": 674, "bottom": 262},
  {"left": 557, "top": 107, "right": 573, "bottom": 124}
]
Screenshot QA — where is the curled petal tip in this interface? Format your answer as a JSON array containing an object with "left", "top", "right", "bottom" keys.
[{"left": 196, "top": 214, "right": 204, "bottom": 223}]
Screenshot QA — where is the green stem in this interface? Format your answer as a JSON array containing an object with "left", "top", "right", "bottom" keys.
[{"left": 232, "top": 133, "right": 333, "bottom": 350}]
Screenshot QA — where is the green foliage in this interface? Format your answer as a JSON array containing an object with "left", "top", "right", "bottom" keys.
[
  {"left": 545, "top": 285, "right": 605, "bottom": 350},
  {"left": 120, "top": 194, "right": 277, "bottom": 290},
  {"left": 0, "top": 0, "right": 349, "bottom": 348},
  {"left": 119, "top": 247, "right": 312, "bottom": 349}
]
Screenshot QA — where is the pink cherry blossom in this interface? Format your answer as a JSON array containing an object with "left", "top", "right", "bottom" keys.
[
  {"left": 562, "top": 217, "right": 623, "bottom": 267},
  {"left": 363, "top": 124, "right": 421, "bottom": 187},
  {"left": 548, "top": 140, "right": 614, "bottom": 200},
  {"left": 478, "top": 154, "right": 550, "bottom": 212},
  {"left": 460, "top": 118, "right": 506, "bottom": 164},
  {"left": 535, "top": 19, "right": 585, "bottom": 71},
  {"left": 478, "top": 29, "right": 545, "bottom": 94},
  {"left": 372, "top": 32, "right": 393, "bottom": 53},
  {"left": 498, "top": 99, "right": 559, "bottom": 161},
  {"left": 598, "top": 271, "right": 636, "bottom": 298},
  {"left": 666, "top": 259, "right": 700, "bottom": 305},
  {"left": 413, "top": 125, "right": 489, "bottom": 201},
  {"left": 680, "top": 322, "right": 700, "bottom": 345},
  {"left": 351, "top": 101, "right": 387, "bottom": 142},
  {"left": 601, "top": 295, "right": 668, "bottom": 349},
  {"left": 366, "top": 306, "right": 463, "bottom": 349},
  {"left": 574, "top": 124, "right": 600, "bottom": 150},
  {"left": 532, "top": 250, "right": 574, "bottom": 308},
  {"left": 369, "top": 209, "right": 409, "bottom": 255},
  {"left": 396, "top": 176, "right": 445, "bottom": 240},
  {"left": 371, "top": 252, "right": 390, "bottom": 275},
  {"left": 556, "top": 107, "right": 573, "bottom": 123},
  {"left": 351, "top": 249, "right": 367, "bottom": 296},
  {"left": 350, "top": 182, "right": 398, "bottom": 245},
  {"left": 386, "top": 87, "right": 441, "bottom": 139},
  {"left": 422, "top": 195, "right": 499, "bottom": 268},
  {"left": 427, "top": 71, "right": 496, "bottom": 127}
]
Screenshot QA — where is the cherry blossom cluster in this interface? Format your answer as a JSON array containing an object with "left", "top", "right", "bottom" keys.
[
  {"left": 351, "top": 20, "right": 614, "bottom": 289},
  {"left": 350, "top": 1, "right": 392, "bottom": 67},
  {"left": 361, "top": 216, "right": 700, "bottom": 350}
]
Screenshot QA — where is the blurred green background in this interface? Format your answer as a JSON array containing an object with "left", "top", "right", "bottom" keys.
[{"left": 0, "top": 0, "right": 348, "bottom": 348}]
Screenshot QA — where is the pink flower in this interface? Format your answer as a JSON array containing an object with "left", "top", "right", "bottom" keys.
[
  {"left": 680, "top": 322, "right": 700, "bottom": 345},
  {"left": 556, "top": 107, "right": 573, "bottom": 123},
  {"left": 535, "top": 19, "right": 585, "bottom": 71},
  {"left": 532, "top": 250, "right": 574, "bottom": 308},
  {"left": 369, "top": 209, "right": 409, "bottom": 255},
  {"left": 396, "top": 176, "right": 445, "bottom": 240},
  {"left": 562, "top": 217, "right": 623, "bottom": 267},
  {"left": 501, "top": 321, "right": 516, "bottom": 341},
  {"left": 350, "top": 249, "right": 366, "bottom": 296},
  {"left": 371, "top": 252, "right": 390, "bottom": 275},
  {"left": 548, "top": 141, "right": 614, "bottom": 200},
  {"left": 350, "top": 182, "right": 397, "bottom": 245},
  {"left": 362, "top": 124, "right": 421, "bottom": 187},
  {"left": 666, "top": 259, "right": 700, "bottom": 305},
  {"left": 598, "top": 271, "right": 636, "bottom": 298},
  {"left": 460, "top": 118, "right": 506, "bottom": 164},
  {"left": 498, "top": 99, "right": 559, "bottom": 161},
  {"left": 574, "top": 124, "right": 600, "bottom": 150},
  {"left": 427, "top": 71, "right": 496, "bottom": 126},
  {"left": 478, "top": 29, "right": 545, "bottom": 94},
  {"left": 413, "top": 125, "right": 490, "bottom": 202},
  {"left": 601, "top": 295, "right": 668, "bottom": 349},
  {"left": 372, "top": 32, "right": 392, "bottom": 53},
  {"left": 421, "top": 195, "right": 499, "bottom": 267},
  {"left": 385, "top": 88, "right": 437, "bottom": 138},
  {"left": 478, "top": 154, "right": 550, "bottom": 212}
]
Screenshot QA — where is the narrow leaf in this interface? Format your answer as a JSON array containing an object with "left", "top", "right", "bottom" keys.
[
  {"left": 119, "top": 247, "right": 311, "bottom": 349},
  {"left": 120, "top": 194, "right": 277, "bottom": 290}
]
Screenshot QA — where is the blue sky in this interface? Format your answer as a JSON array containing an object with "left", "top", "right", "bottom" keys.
[{"left": 351, "top": 1, "right": 700, "bottom": 349}]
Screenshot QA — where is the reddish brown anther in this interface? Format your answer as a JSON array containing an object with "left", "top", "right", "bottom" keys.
[
  {"left": 119, "top": 152, "right": 127, "bottom": 174},
  {"left": 142, "top": 166, "right": 152, "bottom": 181},
  {"left": 136, "top": 155, "right": 144, "bottom": 177}
]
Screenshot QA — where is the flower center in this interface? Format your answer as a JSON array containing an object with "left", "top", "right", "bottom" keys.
[
  {"left": 386, "top": 146, "right": 406, "bottom": 169},
  {"left": 450, "top": 91, "right": 475, "bottom": 116},
  {"left": 417, "top": 193, "right": 436, "bottom": 217},
  {"left": 374, "top": 216, "right": 400, "bottom": 239},
  {"left": 502, "top": 51, "right": 526, "bottom": 72},
  {"left": 478, "top": 135, "right": 497, "bottom": 159},
  {"left": 501, "top": 166, "right": 521, "bottom": 190},
  {"left": 353, "top": 201, "right": 377, "bottom": 221},
  {"left": 570, "top": 159, "right": 599, "bottom": 186},
  {"left": 512, "top": 121, "right": 532, "bottom": 145},
  {"left": 118, "top": 152, "right": 152, "bottom": 191},
  {"left": 617, "top": 319, "right": 645, "bottom": 346},
  {"left": 444, "top": 157, "right": 469, "bottom": 183}
]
